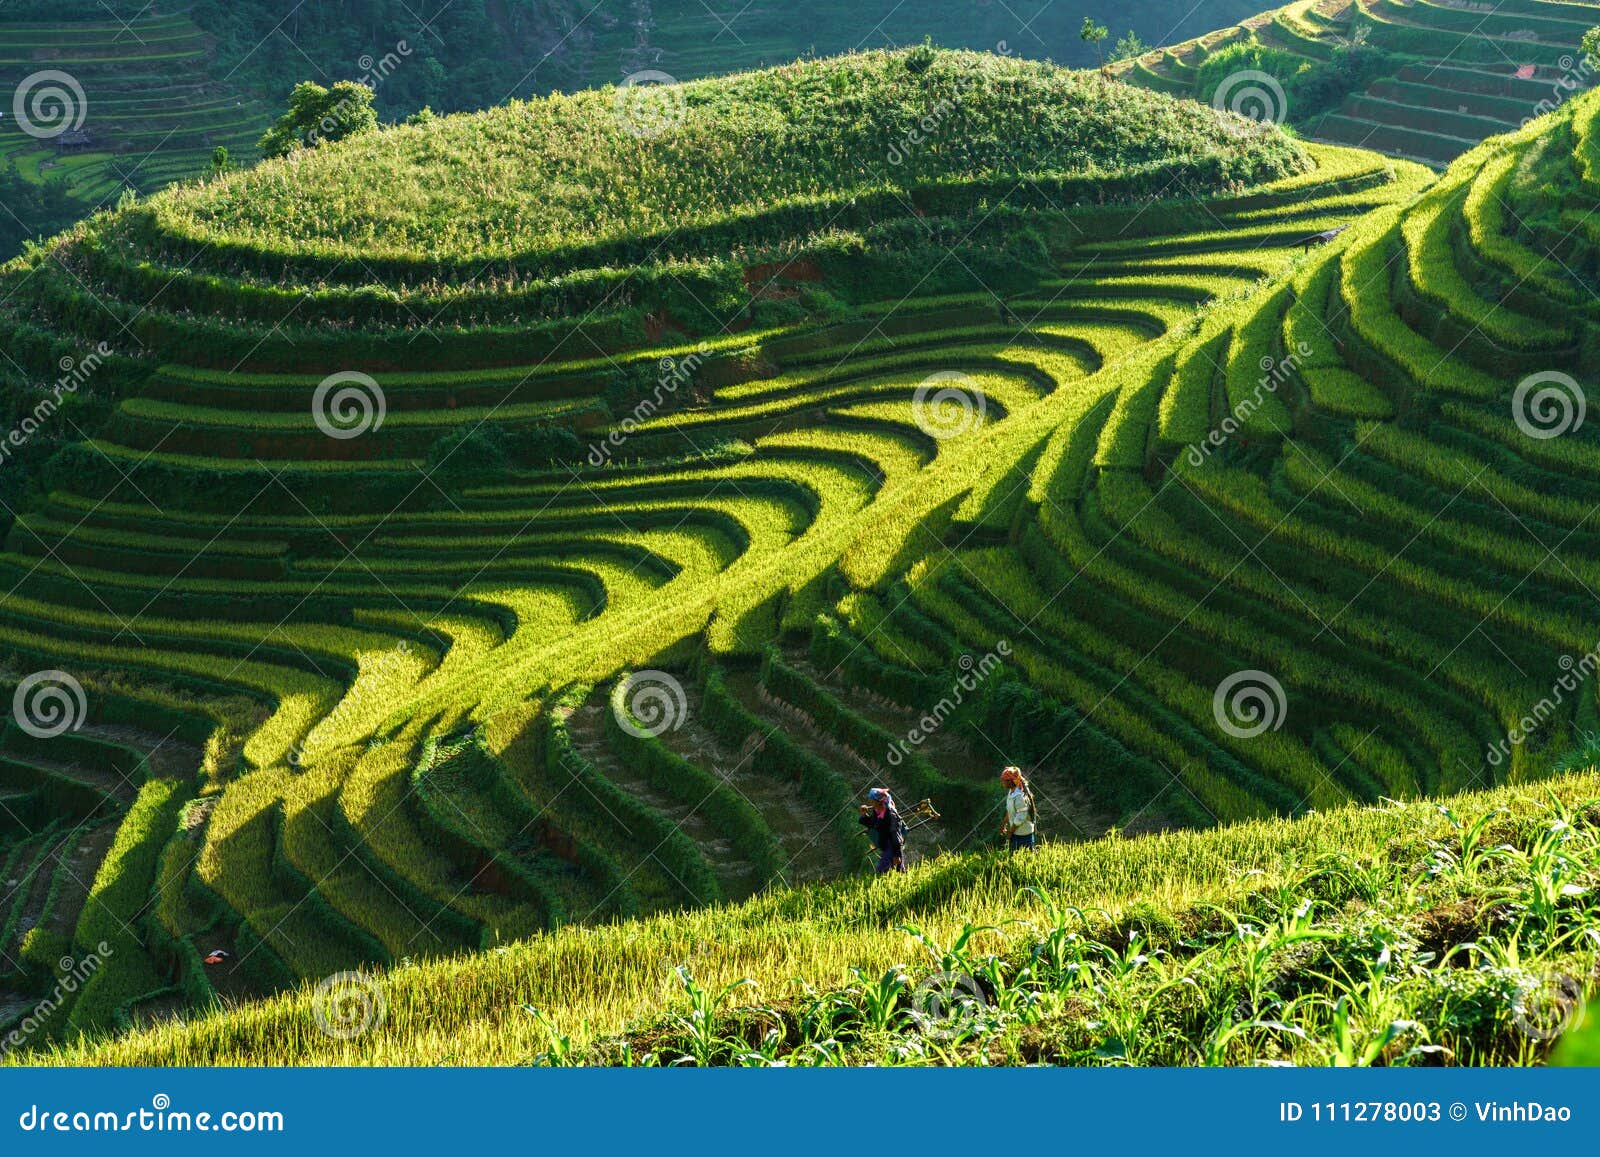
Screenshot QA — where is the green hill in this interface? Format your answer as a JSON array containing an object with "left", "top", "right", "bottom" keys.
[
  {"left": 0, "top": 0, "right": 1268, "bottom": 259},
  {"left": 151, "top": 50, "right": 1305, "bottom": 269},
  {"left": 0, "top": 48, "right": 1319, "bottom": 1047},
  {"left": 1116, "top": 0, "right": 1600, "bottom": 167},
  {"left": 4, "top": 44, "right": 1600, "bottom": 1063}
]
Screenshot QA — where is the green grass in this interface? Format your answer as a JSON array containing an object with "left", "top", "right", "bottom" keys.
[
  {"left": 142, "top": 50, "right": 1306, "bottom": 273},
  {"left": 20, "top": 772, "right": 1600, "bottom": 1065}
]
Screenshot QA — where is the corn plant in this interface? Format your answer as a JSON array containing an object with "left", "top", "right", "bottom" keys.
[{"left": 665, "top": 967, "right": 762, "bottom": 1067}]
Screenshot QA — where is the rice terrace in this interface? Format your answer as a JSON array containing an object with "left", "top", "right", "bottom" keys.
[{"left": 4, "top": 0, "right": 1600, "bottom": 1076}]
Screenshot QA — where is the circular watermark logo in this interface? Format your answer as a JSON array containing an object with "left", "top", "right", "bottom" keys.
[
  {"left": 1512, "top": 371, "right": 1585, "bottom": 440},
  {"left": 312, "top": 371, "right": 386, "bottom": 440},
  {"left": 1211, "top": 70, "right": 1288, "bottom": 137},
  {"left": 12, "top": 71, "right": 87, "bottom": 140},
  {"left": 12, "top": 671, "right": 87, "bottom": 739},
  {"left": 615, "top": 70, "right": 686, "bottom": 139},
  {"left": 614, "top": 670, "right": 688, "bottom": 738},
  {"left": 909, "top": 970, "right": 987, "bottom": 1041},
  {"left": 1512, "top": 971, "right": 1585, "bottom": 1041},
  {"left": 1212, "top": 669, "right": 1287, "bottom": 739},
  {"left": 912, "top": 371, "right": 986, "bottom": 440},
  {"left": 312, "top": 971, "right": 387, "bottom": 1039}
]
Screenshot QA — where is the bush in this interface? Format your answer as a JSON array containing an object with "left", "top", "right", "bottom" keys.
[
  {"left": 1196, "top": 40, "right": 1394, "bottom": 124},
  {"left": 426, "top": 420, "right": 586, "bottom": 488},
  {"left": 1294, "top": 41, "right": 1393, "bottom": 119}
]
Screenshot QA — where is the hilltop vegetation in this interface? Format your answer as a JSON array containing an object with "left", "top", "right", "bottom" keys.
[
  {"left": 4, "top": 42, "right": 1600, "bottom": 1065},
  {"left": 153, "top": 50, "right": 1306, "bottom": 268}
]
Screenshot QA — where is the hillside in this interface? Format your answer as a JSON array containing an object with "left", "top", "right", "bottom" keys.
[
  {"left": 151, "top": 51, "right": 1305, "bottom": 268},
  {"left": 28, "top": 770, "right": 1600, "bottom": 1064},
  {"left": 4, "top": 42, "right": 1600, "bottom": 1063},
  {"left": 0, "top": 48, "right": 1322, "bottom": 1047},
  {"left": 1116, "top": 0, "right": 1600, "bottom": 167},
  {"left": 0, "top": 0, "right": 1266, "bottom": 260}
]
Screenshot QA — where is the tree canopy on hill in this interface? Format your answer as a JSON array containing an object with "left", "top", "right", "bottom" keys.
[
  {"left": 1195, "top": 39, "right": 1395, "bottom": 121},
  {"left": 147, "top": 49, "right": 1308, "bottom": 267},
  {"left": 257, "top": 81, "right": 380, "bottom": 159},
  {"left": 0, "top": 164, "right": 81, "bottom": 265}
]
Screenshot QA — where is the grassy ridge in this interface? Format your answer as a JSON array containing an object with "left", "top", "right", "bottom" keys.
[
  {"left": 143, "top": 50, "right": 1307, "bottom": 270},
  {"left": 24, "top": 771, "right": 1600, "bottom": 1065}
]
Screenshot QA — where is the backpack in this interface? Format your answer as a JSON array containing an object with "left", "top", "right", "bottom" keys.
[{"left": 871, "top": 808, "right": 908, "bottom": 849}]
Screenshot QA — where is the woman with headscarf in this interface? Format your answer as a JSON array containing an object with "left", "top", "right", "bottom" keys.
[
  {"left": 858, "top": 787, "right": 905, "bottom": 874},
  {"left": 1000, "top": 766, "right": 1037, "bottom": 851}
]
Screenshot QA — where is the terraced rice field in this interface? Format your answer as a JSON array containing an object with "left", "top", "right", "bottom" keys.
[
  {"left": 1119, "top": 0, "right": 1600, "bottom": 167},
  {"left": 4, "top": 45, "right": 1600, "bottom": 1057},
  {"left": 0, "top": 12, "right": 265, "bottom": 214}
]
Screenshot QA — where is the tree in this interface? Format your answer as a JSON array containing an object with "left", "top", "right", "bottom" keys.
[
  {"left": 1110, "top": 30, "right": 1147, "bottom": 64},
  {"left": 209, "top": 146, "right": 232, "bottom": 177},
  {"left": 0, "top": 160, "right": 80, "bottom": 262},
  {"left": 257, "top": 80, "right": 378, "bottom": 159},
  {"left": 1584, "top": 25, "right": 1600, "bottom": 63},
  {"left": 1080, "top": 17, "right": 1109, "bottom": 67}
]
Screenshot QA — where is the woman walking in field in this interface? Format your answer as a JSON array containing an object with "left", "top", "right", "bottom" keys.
[
  {"left": 1000, "top": 766, "right": 1036, "bottom": 852},
  {"left": 859, "top": 787, "right": 906, "bottom": 874}
]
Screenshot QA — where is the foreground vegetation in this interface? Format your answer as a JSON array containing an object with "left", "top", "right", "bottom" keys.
[{"left": 24, "top": 773, "right": 1600, "bottom": 1065}]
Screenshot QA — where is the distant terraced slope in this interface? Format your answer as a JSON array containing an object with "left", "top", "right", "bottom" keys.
[
  {"left": 0, "top": 11, "right": 265, "bottom": 238},
  {"left": 1116, "top": 0, "right": 1599, "bottom": 167}
]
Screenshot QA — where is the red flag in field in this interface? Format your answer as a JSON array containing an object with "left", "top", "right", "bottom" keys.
[{"left": 1516, "top": 64, "right": 1537, "bottom": 79}]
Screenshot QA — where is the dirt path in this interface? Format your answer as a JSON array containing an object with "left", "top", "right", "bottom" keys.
[
  {"left": 40, "top": 823, "right": 118, "bottom": 947},
  {"left": 23, "top": 754, "right": 130, "bottom": 806},
  {"left": 787, "top": 654, "right": 1114, "bottom": 843},
  {"left": 1, "top": 834, "right": 69, "bottom": 966},
  {"left": 81, "top": 723, "right": 203, "bottom": 783},
  {"left": 565, "top": 698, "right": 760, "bottom": 901},
  {"left": 656, "top": 681, "right": 846, "bottom": 885}
]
